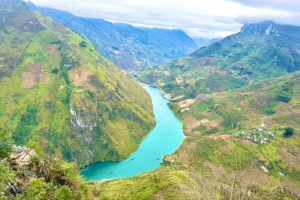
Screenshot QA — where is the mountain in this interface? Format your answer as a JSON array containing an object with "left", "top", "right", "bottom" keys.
[
  {"left": 1, "top": 1, "right": 299, "bottom": 198},
  {"left": 192, "top": 37, "right": 220, "bottom": 47},
  {"left": 0, "top": 0, "right": 154, "bottom": 168},
  {"left": 96, "top": 73, "right": 300, "bottom": 198},
  {"left": 97, "top": 71, "right": 300, "bottom": 200},
  {"left": 108, "top": 21, "right": 300, "bottom": 198},
  {"left": 27, "top": 2, "right": 197, "bottom": 70},
  {"left": 140, "top": 21, "right": 300, "bottom": 99}
]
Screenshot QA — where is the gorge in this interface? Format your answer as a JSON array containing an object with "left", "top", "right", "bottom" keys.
[{"left": 81, "top": 86, "right": 185, "bottom": 181}]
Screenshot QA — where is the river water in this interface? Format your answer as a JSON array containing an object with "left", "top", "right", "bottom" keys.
[{"left": 80, "top": 86, "right": 185, "bottom": 181}]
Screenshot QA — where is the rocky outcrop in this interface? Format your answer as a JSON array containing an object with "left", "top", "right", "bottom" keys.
[
  {"left": 0, "top": 146, "right": 51, "bottom": 197},
  {"left": 9, "top": 145, "right": 37, "bottom": 167},
  {"left": 241, "top": 21, "right": 279, "bottom": 36}
]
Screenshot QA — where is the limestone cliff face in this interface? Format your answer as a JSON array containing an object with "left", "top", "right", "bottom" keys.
[{"left": 241, "top": 21, "right": 279, "bottom": 36}]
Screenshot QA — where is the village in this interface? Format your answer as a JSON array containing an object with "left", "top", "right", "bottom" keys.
[{"left": 234, "top": 128, "right": 276, "bottom": 144}]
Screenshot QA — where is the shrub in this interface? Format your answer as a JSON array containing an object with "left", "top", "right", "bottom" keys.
[
  {"left": 79, "top": 41, "right": 87, "bottom": 48},
  {"left": 283, "top": 127, "right": 295, "bottom": 138},
  {"left": 275, "top": 82, "right": 293, "bottom": 103},
  {"left": 12, "top": 105, "right": 39, "bottom": 145},
  {"left": 53, "top": 186, "right": 73, "bottom": 200},
  {"left": 0, "top": 141, "right": 11, "bottom": 159},
  {"left": 0, "top": 164, "right": 15, "bottom": 192},
  {"left": 51, "top": 68, "right": 59, "bottom": 74},
  {"left": 276, "top": 95, "right": 291, "bottom": 103},
  {"left": 22, "top": 178, "right": 50, "bottom": 200},
  {"left": 265, "top": 107, "right": 276, "bottom": 116}
]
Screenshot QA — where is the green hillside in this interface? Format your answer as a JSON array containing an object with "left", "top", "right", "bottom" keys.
[
  {"left": 96, "top": 72, "right": 300, "bottom": 199},
  {"left": 96, "top": 23, "right": 300, "bottom": 198},
  {"left": 140, "top": 21, "right": 300, "bottom": 99},
  {"left": 0, "top": 0, "right": 154, "bottom": 168},
  {"left": 28, "top": 2, "right": 197, "bottom": 70},
  {"left": 1, "top": 1, "right": 300, "bottom": 199}
]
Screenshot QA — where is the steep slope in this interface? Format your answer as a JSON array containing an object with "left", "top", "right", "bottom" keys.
[
  {"left": 141, "top": 21, "right": 300, "bottom": 99},
  {"left": 97, "top": 72, "right": 300, "bottom": 199},
  {"left": 95, "top": 22, "right": 300, "bottom": 199},
  {"left": 28, "top": 2, "right": 197, "bottom": 70},
  {"left": 0, "top": 145, "right": 92, "bottom": 199},
  {"left": 0, "top": 0, "right": 42, "bottom": 77},
  {"left": 0, "top": 0, "right": 154, "bottom": 168}
]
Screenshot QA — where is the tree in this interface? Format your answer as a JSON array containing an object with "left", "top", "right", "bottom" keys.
[
  {"left": 0, "top": 128, "right": 11, "bottom": 159},
  {"left": 283, "top": 127, "right": 295, "bottom": 138},
  {"left": 79, "top": 41, "right": 87, "bottom": 48},
  {"left": 54, "top": 186, "right": 73, "bottom": 200},
  {"left": 0, "top": 142, "right": 11, "bottom": 159}
]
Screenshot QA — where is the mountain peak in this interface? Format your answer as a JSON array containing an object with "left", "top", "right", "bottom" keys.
[{"left": 241, "top": 21, "right": 279, "bottom": 36}]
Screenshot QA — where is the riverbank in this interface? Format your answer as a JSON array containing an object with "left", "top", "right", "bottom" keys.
[{"left": 80, "top": 86, "right": 185, "bottom": 181}]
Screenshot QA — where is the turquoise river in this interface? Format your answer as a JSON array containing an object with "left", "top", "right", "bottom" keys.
[{"left": 80, "top": 86, "right": 185, "bottom": 181}]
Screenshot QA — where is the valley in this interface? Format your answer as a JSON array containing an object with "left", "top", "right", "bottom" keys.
[
  {"left": 81, "top": 86, "right": 185, "bottom": 181},
  {"left": 93, "top": 22, "right": 300, "bottom": 199},
  {"left": 0, "top": 0, "right": 300, "bottom": 199},
  {"left": 28, "top": 2, "right": 198, "bottom": 70}
]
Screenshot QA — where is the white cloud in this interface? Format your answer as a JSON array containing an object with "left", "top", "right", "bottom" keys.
[{"left": 29, "top": 0, "right": 297, "bottom": 38}]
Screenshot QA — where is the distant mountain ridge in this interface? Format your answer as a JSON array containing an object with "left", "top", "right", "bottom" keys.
[
  {"left": 240, "top": 21, "right": 300, "bottom": 38},
  {"left": 127, "top": 21, "right": 300, "bottom": 198},
  {"left": 241, "top": 21, "right": 279, "bottom": 35},
  {"left": 28, "top": 2, "right": 197, "bottom": 70},
  {"left": 141, "top": 21, "right": 300, "bottom": 99}
]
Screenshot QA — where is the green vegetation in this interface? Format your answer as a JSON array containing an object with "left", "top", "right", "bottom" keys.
[
  {"left": 98, "top": 71, "right": 300, "bottom": 199},
  {"left": 284, "top": 127, "right": 295, "bottom": 138},
  {"left": 29, "top": 2, "right": 197, "bottom": 70},
  {"left": 1, "top": 1, "right": 300, "bottom": 199},
  {"left": 0, "top": 141, "right": 10, "bottom": 159},
  {"left": 96, "top": 73, "right": 300, "bottom": 199},
  {"left": 128, "top": 23, "right": 300, "bottom": 199},
  {"left": 0, "top": 146, "right": 105, "bottom": 200},
  {"left": 0, "top": 0, "right": 154, "bottom": 168},
  {"left": 79, "top": 41, "right": 88, "bottom": 48},
  {"left": 12, "top": 105, "right": 39, "bottom": 145},
  {"left": 139, "top": 21, "right": 300, "bottom": 100},
  {"left": 274, "top": 82, "right": 294, "bottom": 103}
]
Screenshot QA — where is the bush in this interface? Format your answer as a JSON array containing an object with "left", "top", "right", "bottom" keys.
[
  {"left": 12, "top": 105, "right": 39, "bottom": 145},
  {"left": 283, "top": 127, "right": 295, "bottom": 138},
  {"left": 265, "top": 107, "right": 276, "bottom": 116},
  {"left": 0, "top": 164, "right": 15, "bottom": 192},
  {"left": 51, "top": 68, "right": 59, "bottom": 74},
  {"left": 79, "top": 41, "right": 87, "bottom": 48},
  {"left": 276, "top": 95, "right": 291, "bottom": 103},
  {"left": 54, "top": 186, "right": 73, "bottom": 200},
  {"left": 0, "top": 141, "right": 11, "bottom": 159},
  {"left": 22, "top": 178, "right": 50, "bottom": 200},
  {"left": 275, "top": 82, "right": 293, "bottom": 103}
]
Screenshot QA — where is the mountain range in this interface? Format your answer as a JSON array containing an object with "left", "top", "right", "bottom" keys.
[
  {"left": 28, "top": 2, "right": 198, "bottom": 70},
  {"left": 124, "top": 20, "right": 300, "bottom": 198},
  {"left": 141, "top": 21, "right": 300, "bottom": 99},
  {"left": 1, "top": 0, "right": 300, "bottom": 199}
]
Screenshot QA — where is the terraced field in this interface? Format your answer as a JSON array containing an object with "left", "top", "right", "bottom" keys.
[{"left": 95, "top": 72, "right": 300, "bottom": 199}]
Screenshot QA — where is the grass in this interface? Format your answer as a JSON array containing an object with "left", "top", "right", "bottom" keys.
[
  {"left": 0, "top": 2, "right": 155, "bottom": 168},
  {"left": 98, "top": 72, "right": 300, "bottom": 199},
  {"left": 2, "top": 2, "right": 300, "bottom": 199},
  {"left": 94, "top": 24, "right": 300, "bottom": 199}
]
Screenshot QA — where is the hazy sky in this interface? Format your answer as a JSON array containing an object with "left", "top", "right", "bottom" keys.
[{"left": 28, "top": 0, "right": 300, "bottom": 38}]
